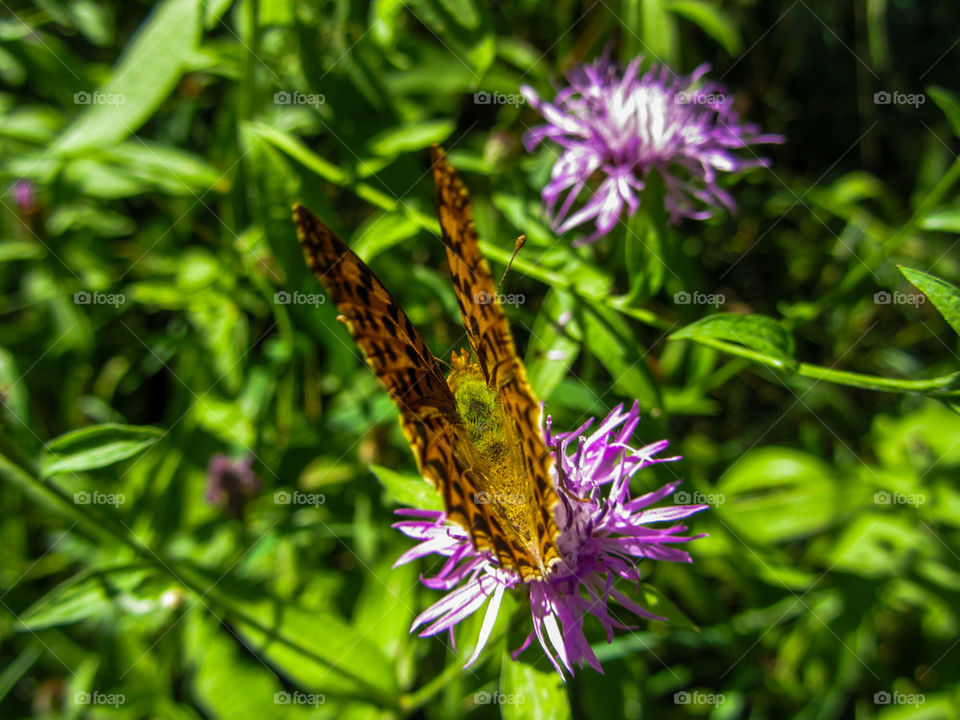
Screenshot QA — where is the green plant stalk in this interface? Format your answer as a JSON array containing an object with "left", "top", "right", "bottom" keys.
[
  {"left": 795, "top": 363, "right": 959, "bottom": 394},
  {"left": 671, "top": 337, "right": 959, "bottom": 395}
]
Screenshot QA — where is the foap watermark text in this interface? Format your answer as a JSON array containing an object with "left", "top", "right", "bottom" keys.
[
  {"left": 674, "top": 690, "right": 725, "bottom": 706},
  {"left": 474, "top": 691, "right": 525, "bottom": 705},
  {"left": 873, "top": 90, "right": 925, "bottom": 108},
  {"left": 474, "top": 290, "right": 524, "bottom": 307},
  {"left": 75, "top": 490, "right": 125, "bottom": 507},
  {"left": 274, "top": 91, "right": 325, "bottom": 108},
  {"left": 75, "top": 691, "right": 125, "bottom": 707},
  {"left": 274, "top": 490, "right": 325, "bottom": 506},
  {"left": 675, "top": 490, "right": 725, "bottom": 506},
  {"left": 474, "top": 91, "right": 524, "bottom": 106},
  {"left": 874, "top": 491, "right": 925, "bottom": 507},
  {"left": 874, "top": 290, "right": 925, "bottom": 307},
  {"left": 275, "top": 691, "right": 325, "bottom": 707},
  {"left": 275, "top": 290, "right": 325, "bottom": 307},
  {"left": 74, "top": 291, "right": 126, "bottom": 307},
  {"left": 674, "top": 291, "right": 724, "bottom": 307},
  {"left": 874, "top": 690, "right": 924, "bottom": 707},
  {"left": 74, "top": 91, "right": 125, "bottom": 107}
]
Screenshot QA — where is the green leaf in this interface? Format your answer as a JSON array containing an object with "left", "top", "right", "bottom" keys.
[
  {"left": 640, "top": 0, "right": 678, "bottom": 65},
  {"left": 0, "top": 347, "right": 30, "bottom": 429},
  {"left": 352, "top": 559, "right": 417, "bottom": 660},
  {"left": 40, "top": 424, "right": 163, "bottom": 478},
  {"left": 866, "top": 0, "right": 889, "bottom": 70},
  {"left": 187, "top": 612, "right": 313, "bottom": 719},
  {"left": 499, "top": 653, "right": 571, "bottom": 720},
  {"left": 716, "top": 448, "right": 839, "bottom": 544},
  {"left": 670, "top": 313, "right": 797, "bottom": 370},
  {"left": 580, "top": 304, "right": 663, "bottom": 411},
  {"left": 899, "top": 265, "right": 960, "bottom": 337},
  {"left": 233, "top": 601, "right": 399, "bottom": 700},
  {"left": 351, "top": 212, "right": 421, "bottom": 262},
  {"left": 827, "top": 515, "right": 929, "bottom": 578},
  {"left": 637, "top": 583, "right": 699, "bottom": 630},
  {"left": 53, "top": 0, "right": 202, "bottom": 155},
  {"left": 19, "top": 567, "right": 155, "bottom": 629},
  {"left": 920, "top": 208, "right": 960, "bottom": 233},
  {"left": 371, "top": 464, "right": 443, "bottom": 510},
  {"left": 104, "top": 141, "right": 227, "bottom": 193},
  {"left": 525, "top": 290, "right": 582, "bottom": 402},
  {"left": 405, "top": 0, "right": 495, "bottom": 77},
  {"left": 491, "top": 193, "right": 555, "bottom": 246},
  {"left": 666, "top": 0, "right": 742, "bottom": 55},
  {"left": 928, "top": 85, "right": 960, "bottom": 139},
  {"left": 625, "top": 173, "right": 666, "bottom": 302},
  {"left": 368, "top": 120, "right": 455, "bottom": 157}
]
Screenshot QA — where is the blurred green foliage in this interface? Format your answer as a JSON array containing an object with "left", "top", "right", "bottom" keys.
[{"left": 2, "top": 1, "right": 960, "bottom": 718}]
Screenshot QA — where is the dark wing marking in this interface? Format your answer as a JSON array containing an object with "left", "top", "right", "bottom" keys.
[
  {"left": 294, "top": 203, "right": 459, "bottom": 493},
  {"left": 430, "top": 147, "right": 561, "bottom": 578}
]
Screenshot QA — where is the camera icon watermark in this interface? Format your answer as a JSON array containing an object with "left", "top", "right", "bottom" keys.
[
  {"left": 674, "top": 690, "right": 726, "bottom": 706},
  {"left": 74, "top": 290, "right": 126, "bottom": 307},
  {"left": 873, "top": 290, "right": 925, "bottom": 306},
  {"left": 873, "top": 690, "right": 924, "bottom": 707},
  {"left": 274, "top": 691, "right": 325, "bottom": 707},
  {"left": 274, "top": 290, "right": 325, "bottom": 307},
  {"left": 473, "top": 91, "right": 525, "bottom": 106},
  {"left": 673, "top": 290, "right": 724, "bottom": 307},
  {"left": 74, "top": 691, "right": 125, "bottom": 707},
  {"left": 873, "top": 90, "right": 925, "bottom": 108},
  {"left": 674, "top": 91, "right": 726, "bottom": 105},
  {"left": 74, "top": 91, "right": 125, "bottom": 107},
  {"left": 274, "top": 90, "right": 325, "bottom": 108},
  {"left": 74, "top": 490, "right": 125, "bottom": 507},
  {"left": 674, "top": 490, "right": 725, "bottom": 506},
  {"left": 474, "top": 290, "right": 525, "bottom": 307},
  {"left": 274, "top": 490, "right": 325, "bottom": 506},
  {"left": 873, "top": 490, "right": 925, "bottom": 507},
  {"left": 473, "top": 691, "right": 525, "bottom": 705}
]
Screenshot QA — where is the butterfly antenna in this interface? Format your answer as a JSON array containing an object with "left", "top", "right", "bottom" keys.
[{"left": 495, "top": 235, "right": 526, "bottom": 295}]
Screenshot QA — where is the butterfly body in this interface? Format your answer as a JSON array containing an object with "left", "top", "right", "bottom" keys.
[
  {"left": 446, "top": 353, "right": 546, "bottom": 573},
  {"left": 293, "top": 145, "right": 561, "bottom": 582}
]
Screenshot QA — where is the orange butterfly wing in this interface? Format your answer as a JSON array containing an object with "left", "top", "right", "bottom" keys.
[
  {"left": 293, "top": 204, "right": 533, "bottom": 571},
  {"left": 430, "top": 146, "right": 561, "bottom": 578}
]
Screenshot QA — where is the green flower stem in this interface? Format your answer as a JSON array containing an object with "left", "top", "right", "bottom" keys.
[
  {"left": 795, "top": 364, "right": 959, "bottom": 395},
  {"left": 674, "top": 340, "right": 959, "bottom": 395}
]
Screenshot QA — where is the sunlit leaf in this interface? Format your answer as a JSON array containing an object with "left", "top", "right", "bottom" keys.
[
  {"left": 53, "top": 0, "right": 202, "bottom": 154},
  {"left": 899, "top": 265, "right": 960, "bottom": 337},
  {"left": 371, "top": 464, "right": 443, "bottom": 510},
  {"left": 671, "top": 313, "right": 797, "bottom": 370},
  {"left": 499, "top": 653, "right": 571, "bottom": 720},
  {"left": 40, "top": 424, "right": 163, "bottom": 478}
]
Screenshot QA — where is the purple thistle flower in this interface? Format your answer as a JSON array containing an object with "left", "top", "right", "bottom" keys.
[
  {"left": 521, "top": 55, "right": 784, "bottom": 244},
  {"left": 393, "top": 402, "right": 707, "bottom": 676},
  {"left": 206, "top": 454, "right": 260, "bottom": 517},
  {"left": 13, "top": 180, "right": 36, "bottom": 215}
]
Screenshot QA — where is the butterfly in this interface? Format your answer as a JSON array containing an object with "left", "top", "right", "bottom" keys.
[{"left": 292, "top": 145, "right": 561, "bottom": 581}]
